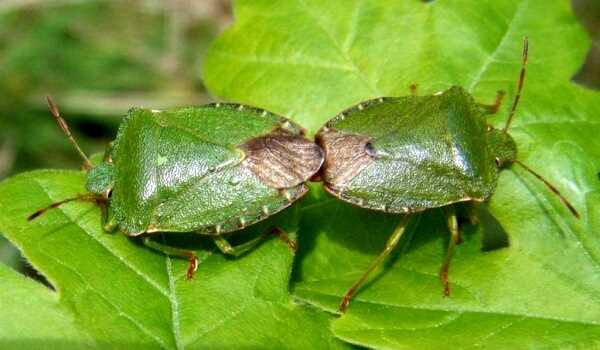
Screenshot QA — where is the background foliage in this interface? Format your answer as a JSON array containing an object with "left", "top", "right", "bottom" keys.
[
  {"left": 1, "top": 0, "right": 599, "bottom": 349},
  {"left": 0, "top": 0, "right": 229, "bottom": 273}
]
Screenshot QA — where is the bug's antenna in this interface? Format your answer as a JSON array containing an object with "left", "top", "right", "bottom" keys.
[
  {"left": 514, "top": 160, "right": 579, "bottom": 218},
  {"left": 503, "top": 37, "right": 529, "bottom": 132},
  {"left": 27, "top": 194, "right": 101, "bottom": 221},
  {"left": 47, "top": 96, "right": 93, "bottom": 170}
]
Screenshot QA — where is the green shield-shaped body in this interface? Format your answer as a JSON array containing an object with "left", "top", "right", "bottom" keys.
[
  {"left": 316, "top": 86, "right": 499, "bottom": 213},
  {"left": 102, "top": 104, "right": 323, "bottom": 236}
]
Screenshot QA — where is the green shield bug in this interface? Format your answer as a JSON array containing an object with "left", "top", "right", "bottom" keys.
[
  {"left": 29, "top": 100, "right": 324, "bottom": 278},
  {"left": 316, "top": 38, "right": 580, "bottom": 312}
]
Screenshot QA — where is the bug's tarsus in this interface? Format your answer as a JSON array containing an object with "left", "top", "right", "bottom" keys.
[
  {"left": 27, "top": 194, "right": 101, "bottom": 221},
  {"left": 270, "top": 227, "right": 297, "bottom": 251},
  {"left": 409, "top": 84, "right": 418, "bottom": 96},
  {"left": 339, "top": 282, "right": 359, "bottom": 313},
  {"left": 46, "top": 96, "right": 93, "bottom": 170},
  {"left": 503, "top": 37, "right": 528, "bottom": 132},
  {"left": 514, "top": 160, "right": 580, "bottom": 219},
  {"left": 440, "top": 264, "right": 451, "bottom": 296},
  {"left": 186, "top": 253, "right": 199, "bottom": 280}
]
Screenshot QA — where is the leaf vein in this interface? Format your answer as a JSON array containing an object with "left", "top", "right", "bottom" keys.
[
  {"left": 342, "top": 0, "right": 363, "bottom": 52},
  {"left": 31, "top": 177, "right": 171, "bottom": 298},
  {"left": 467, "top": 0, "right": 528, "bottom": 92},
  {"left": 40, "top": 252, "right": 171, "bottom": 350},
  {"left": 300, "top": 290, "right": 600, "bottom": 326},
  {"left": 165, "top": 250, "right": 183, "bottom": 350},
  {"left": 211, "top": 51, "right": 355, "bottom": 72},
  {"left": 295, "top": 0, "right": 380, "bottom": 95},
  {"left": 468, "top": 316, "right": 526, "bottom": 348}
]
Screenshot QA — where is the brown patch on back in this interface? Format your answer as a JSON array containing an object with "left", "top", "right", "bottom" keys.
[
  {"left": 241, "top": 129, "right": 324, "bottom": 189},
  {"left": 316, "top": 130, "right": 374, "bottom": 192}
]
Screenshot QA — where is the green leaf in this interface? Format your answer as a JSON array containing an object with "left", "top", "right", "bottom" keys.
[
  {"left": 205, "top": 0, "right": 600, "bottom": 348},
  {"left": 0, "top": 263, "right": 94, "bottom": 349},
  {"left": 205, "top": 1, "right": 600, "bottom": 135},
  {"left": 0, "top": 170, "right": 348, "bottom": 349}
]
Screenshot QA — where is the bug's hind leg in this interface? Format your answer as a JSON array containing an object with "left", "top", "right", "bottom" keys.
[
  {"left": 440, "top": 206, "right": 461, "bottom": 296},
  {"left": 213, "top": 227, "right": 296, "bottom": 258},
  {"left": 479, "top": 90, "right": 506, "bottom": 114},
  {"left": 339, "top": 215, "right": 412, "bottom": 313},
  {"left": 142, "top": 236, "right": 198, "bottom": 279}
]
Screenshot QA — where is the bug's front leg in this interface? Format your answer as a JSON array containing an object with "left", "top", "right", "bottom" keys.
[
  {"left": 142, "top": 236, "right": 198, "bottom": 279},
  {"left": 213, "top": 227, "right": 296, "bottom": 258},
  {"left": 101, "top": 202, "right": 118, "bottom": 233},
  {"left": 103, "top": 141, "right": 114, "bottom": 163},
  {"left": 440, "top": 205, "right": 461, "bottom": 296},
  {"left": 479, "top": 90, "right": 506, "bottom": 114}
]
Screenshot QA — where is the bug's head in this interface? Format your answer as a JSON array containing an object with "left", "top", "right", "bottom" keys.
[
  {"left": 488, "top": 128, "right": 517, "bottom": 168},
  {"left": 85, "top": 162, "right": 114, "bottom": 195},
  {"left": 488, "top": 37, "right": 525, "bottom": 169},
  {"left": 27, "top": 97, "right": 107, "bottom": 222},
  {"left": 485, "top": 37, "right": 579, "bottom": 218}
]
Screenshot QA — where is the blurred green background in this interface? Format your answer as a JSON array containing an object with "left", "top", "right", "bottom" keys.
[
  {"left": 0, "top": 0, "right": 598, "bottom": 279},
  {"left": 0, "top": 0, "right": 232, "bottom": 278}
]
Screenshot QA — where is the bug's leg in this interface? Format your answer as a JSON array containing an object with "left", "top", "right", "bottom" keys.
[
  {"left": 479, "top": 90, "right": 506, "bottom": 114},
  {"left": 440, "top": 206, "right": 460, "bottom": 296},
  {"left": 214, "top": 227, "right": 296, "bottom": 257},
  {"left": 103, "top": 141, "right": 114, "bottom": 163},
  {"left": 142, "top": 236, "right": 198, "bottom": 279},
  {"left": 101, "top": 203, "right": 118, "bottom": 233},
  {"left": 467, "top": 202, "right": 480, "bottom": 226},
  {"left": 96, "top": 190, "right": 117, "bottom": 233},
  {"left": 409, "top": 83, "right": 418, "bottom": 96},
  {"left": 339, "top": 215, "right": 412, "bottom": 313},
  {"left": 270, "top": 227, "right": 298, "bottom": 251},
  {"left": 214, "top": 234, "right": 265, "bottom": 257}
]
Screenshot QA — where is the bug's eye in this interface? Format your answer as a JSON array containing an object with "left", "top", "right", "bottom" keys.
[{"left": 365, "top": 142, "right": 377, "bottom": 157}]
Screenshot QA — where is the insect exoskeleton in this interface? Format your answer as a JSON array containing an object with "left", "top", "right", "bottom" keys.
[
  {"left": 315, "top": 38, "right": 580, "bottom": 312},
  {"left": 30, "top": 101, "right": 324, "bottom": 278}
]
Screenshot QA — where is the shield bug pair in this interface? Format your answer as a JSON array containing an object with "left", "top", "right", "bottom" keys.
[
  {"left": 30, "top": 38, "right": 577, "bottom": 314},
  {"left": 29, "top": 100, "right": 324, "bottom": 277},
  {"left": 316, "top": 38, "right": 580, "bottom": 312}
]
